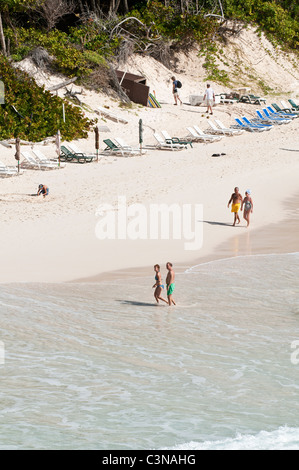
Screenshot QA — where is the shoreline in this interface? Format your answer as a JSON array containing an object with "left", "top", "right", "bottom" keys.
[{"left": 71, "top": 190, "right": 299, "bottom": 284}]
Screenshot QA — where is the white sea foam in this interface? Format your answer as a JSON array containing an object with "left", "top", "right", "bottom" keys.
[{"left": 166, "top": 426, "right": 299, "bottom": 450}]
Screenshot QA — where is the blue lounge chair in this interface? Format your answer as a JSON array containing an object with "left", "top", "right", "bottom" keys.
[
  {"left": 256, "top": 110, "right": 287, "bottom": 125},
  {"left": 234, "top": 118, "right": 264, "bottom": 132},
  {"left": 241, "top": 116, "right": 272, "bottom": 131},
  {"left": 262, "top": 108, "right": 291, "bottom": 124}
]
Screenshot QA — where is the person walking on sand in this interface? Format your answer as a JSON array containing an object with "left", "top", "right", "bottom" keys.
[
  {"left": 166, "top": 262, "right": 176, "bottom": 306},
  {"left": 241, "top": 189, "right": 253, "bottom": 227},
  {"left": 228, "top": 187, "right": 243, "bottom": 226},
  {"left": 203, "top": 83, "right": 215, "bottom": 115},
  {"left": 152, "top": 264, "right": 168, "bottom": 305},
  {"left": 171, "top": 76, "right": 182, "bottom": 106},
  {"left": 37, "top": 184, "right": 49, "bottom": 198}
]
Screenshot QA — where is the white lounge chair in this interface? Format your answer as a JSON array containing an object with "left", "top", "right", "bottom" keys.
[
  {"left": 66, "top": 142, "right": 96, "bottom": 159},
  {"left": 0, "top": 161, "right": 19, "bottom": 177},
  {"left": 161, "top": 130, "right": 192, "bottom": 148},
  {"left": 153, "top": 132, "right": 184, "bottom": 150},
  {"left": 113, "top": 137, "right": 146, "bottom": 155},
  {"left": 186, "top": 127, "right": 208, "bottom": 142},
  {"left": 20, "top": 151, "right": 59, "bottom": 170},
  {"left": 32, "top": 149, "right": 65, "bottom": 168},
  {"left": 214, "top": 119, "right": 244, "bottom": 135},
  {"left": 207, "top": 120, "right": 236, "bottom": 135},
  {"left": 193, "top": 126, "right": 222, "bottom": 142}
]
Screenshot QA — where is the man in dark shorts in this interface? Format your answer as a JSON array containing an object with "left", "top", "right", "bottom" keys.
[{"left": 171, "top": 76, "right": 182, "bottom": 106}]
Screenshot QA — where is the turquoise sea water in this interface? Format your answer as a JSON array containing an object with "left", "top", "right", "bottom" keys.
[{"left": 0, "top": 253, "right": 298, "bottom": 449}]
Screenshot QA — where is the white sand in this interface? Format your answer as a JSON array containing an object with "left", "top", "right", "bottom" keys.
[{"left": 1, "top": 30, "right": 299, "bottom": 283}]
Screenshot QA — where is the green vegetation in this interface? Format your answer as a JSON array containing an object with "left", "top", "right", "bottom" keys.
[
  {"left": 0, "top": 1, "right": 298, "bottom": 140},
  {"left": 0, "top": 55, "right": 91, "bottom": 141}
]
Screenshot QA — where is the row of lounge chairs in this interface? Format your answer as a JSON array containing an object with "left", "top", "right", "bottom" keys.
[
  {"left": 232, "top": 105, "right": 298, "bottom": 132},
  {"left": 151, "top": 120, "right": 246, "bottom": 150}
]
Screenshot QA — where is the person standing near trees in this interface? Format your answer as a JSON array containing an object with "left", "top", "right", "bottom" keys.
[
  {"left": 203, "top": 83, "right": 215, "bottom": 114},
  {"left": 171, "top": 76, "right": 182, "bottom": 105}
]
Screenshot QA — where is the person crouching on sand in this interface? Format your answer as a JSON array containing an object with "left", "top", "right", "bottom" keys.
[
  {"left": 241, "top": 189, "right": 253, "bottom": 227},
  {"left": 152, "top": 265, "right": 168, "bottom": 304},
  {"left": 228, "top": 187, "right": 243, "bottom": 226},
  {"left": 37, "top": 184, "right": 49, "bottom": 198},
  {"left": 166, "top": 262, "right": 176, "bottom": 306}
]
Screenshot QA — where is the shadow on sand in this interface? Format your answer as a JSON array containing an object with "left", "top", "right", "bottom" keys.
[
  {"left": 116, "top": 300, "right": 158, "bottom": 307},
  {"left": 201, "top": 220, "right": 244, "bottom": 228}
]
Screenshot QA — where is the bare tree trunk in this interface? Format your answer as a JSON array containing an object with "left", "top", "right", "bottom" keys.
[
  {"left": 109, "top": 0, "right": 115, "bottom": 14},
  {"left": 0, "top": 13, "right": 7, "bottom": 56}
]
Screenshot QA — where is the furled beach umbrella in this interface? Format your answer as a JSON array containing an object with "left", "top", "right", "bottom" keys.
[
  {"left": 94, "top": 125, "right": 99, "bottom": 161},
  {"left": 55, "top": 129, "right": 61, "bottom": 167},
  {"left": 15, "top": 136, "right": 20, "bottom": 173},
  {"left": 139, "top": 118, "right": 143, "bottom": 155}
]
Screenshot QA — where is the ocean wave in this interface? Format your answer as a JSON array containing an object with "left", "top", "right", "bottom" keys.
[{"left": 166, "top": 426, "right": 299, "bottom": 450}]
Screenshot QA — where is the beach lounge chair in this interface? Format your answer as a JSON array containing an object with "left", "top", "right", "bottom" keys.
[
  {"left": 101, "top": 139, "right": 135, "bottom": 157},
  {"left": 161, "top": 130, "right": 192, "bottom": 148},
  {"left": 113, "top": 137, "right": 146, "bottom": 155},
  {"left": 207, "top": 120, "right": 235, "bottom": 135},
  {"left": 266, "top": 106, "right": 297, "bottom": 120},
  {"left": 66, "top": 142, "right": 97, "bottom": 159},
  {"left": 262, "top": 108, "right": 291, "bottom": 124},
  {"left": 255, "top": 110, "right": 287, "bottom": 125},
  {"left": 193, "top": 126, "right": 222, "bottom": 142},
  {"left": 214, "top": 119, "right": 244, "bottom": 135},
  {"left": 185, "top": 127, "right": 207, "bottom": 142},
  {"left": 288, "top": 99, "right": 299, "bottom": 111},
  {"left": 239, "top": 94, "right": 266, "bottom": 105},
  {"left": 20, "top": 151, "right": 58, "bottom": 170},
  {"left": 279, "top": 100, "right": 296, "bottom": 113},
  {"left": 0, "top": 161, "right": 19, "bottom": 177},
  {"left": 272, "top": 103, "right": 299, "bottom": 116},
  {"left": 60, "top": 145, "right": 94, "bottom": 163},
  {"left": 241, "top": 116, "right": 272, "bottom": 131},
  {"left": 32, "top": 149, "right": 65, "bottom": 168},
  {"left": 234, "top": 118, "right": 266, "bottom": 132},
  {"left": 153, "top": 132, "right": 184, "bottom": 150},
  {"left": 186, "top": 126, "right": 217, "bottom": 142}
]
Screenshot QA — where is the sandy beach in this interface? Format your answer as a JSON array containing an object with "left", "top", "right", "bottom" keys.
[
  {"left": 1, "top": 35, "right": 299, "bottom": 284},
  {"left": 0, "top": 100, "right": 298, "bottom": 283}
]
